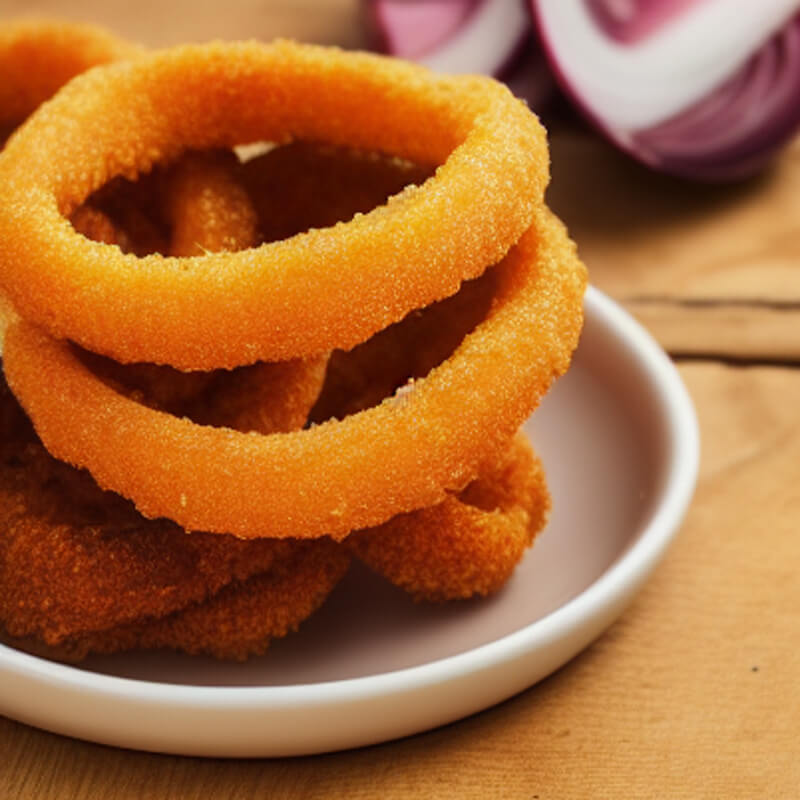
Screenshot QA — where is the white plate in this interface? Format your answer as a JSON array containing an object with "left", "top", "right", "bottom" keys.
[{"left": 0, "top": 287, "right": 699, "bottom": 758}]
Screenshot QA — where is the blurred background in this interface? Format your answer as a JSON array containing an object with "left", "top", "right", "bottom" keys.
[{"left": 0, "top": 0, "right": 368, "bottom": 48}]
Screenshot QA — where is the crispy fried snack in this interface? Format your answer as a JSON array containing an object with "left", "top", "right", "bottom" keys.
[
  {"left": 0, "top": 31, "right": 587, "bottom": 664},
  {"left": 162, "top": 149, "right": 259, "bottom": 257},
  {"left": 2, "top": 537, "right": 350, "bottom": 663},
  {"left": 349, "top": 434, "right": 548, "bottom": 601},
  {"left": 0, "top": 20, "right": 141, "bottom": 347},
  {"left": 0, "top": 19, "right": 140, "bottom": 144},
  {"left": 3, "top": 206, "right": 585, "bottom": 540},
  {"left": 65, "top": 539, "right": 350, "bottom": 661},
  {"left": 0, "top": 40, "right": 549, "bottom": 369},
  {"left": 0, "top": 376, "right": 295, "bottom": 650},
  {"left": 0, "top": 143, "right": 336, "bottom": 658}
]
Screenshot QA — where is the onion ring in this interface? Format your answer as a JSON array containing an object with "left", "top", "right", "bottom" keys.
[
  {"left": 0, "top": 145, "right": 329, "bottom": 650},
  {"left": 0, "top": 40, "right": 548, "bottom": 369},
  {"left": 0, "top": 19, "right": 140, "bottom": 142},
  {"left": 2, "top": 539, "right": 350, "bottom": 662},
  {"left": 69, "top": 147, "right": 328, "bottom": 434},
  {"left": 0, "top": 377, "right": 294, "bottom": 648},
  {"left": 3, "top": 206, "right": 586, "bottom": 539},
  {"left": 81, "top": 540, "right": 350, "bottom": 661},
  {"left": 348, "top": 433, "right": 549, "bottom": 601},
  {"left": 162, "top": 149, "right": 258, "bottom": 256}
]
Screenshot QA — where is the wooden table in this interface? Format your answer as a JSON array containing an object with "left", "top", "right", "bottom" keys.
[{"left": 2, "top": 2, "right": 800, "bottom": 797}]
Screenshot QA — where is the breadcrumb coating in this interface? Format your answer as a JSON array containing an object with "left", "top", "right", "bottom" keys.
[
  {"left": 0, "top": 377, "right": 295, "bottom": 647},
  {"left": 3, "top": 205, "right": 585, "bottom": 539},
  {"left": 349, "top": 434, "right": 549, "bottom": 601},
  {"left": 0, "top": 19, "right": 141, "bottom": 135},
  {"left": 0, "top": 40, "right": 549, "bottom": 368}
]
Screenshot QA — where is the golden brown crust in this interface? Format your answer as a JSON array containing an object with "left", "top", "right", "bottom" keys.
[
  {"left": 162, "top": 149, "right": 259, "bottom": 256},
  {"left": 0, "top": 19, "right": 141, "bottom": 134},
  {"left": 2, "top": 206, "right": 585, "bottom": 539},
  {"left": 0, "top": 134, "right": 331, "bottom": 654},
  {"left": 348, "top": 434, "right": 549, "bottom": 601},
  {"left": 4, "top": 539, "right": 350, "bottom": 662},
  {"left": 0, "top": 40, "right": 548, "bottom": 368},
  {"left": 0, "top": 377, "right": 296, "bottom": 647}
]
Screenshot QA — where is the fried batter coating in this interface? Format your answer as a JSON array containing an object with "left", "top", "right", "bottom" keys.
[
  {"left": 4, "top": 203, "right": 586, "bottom": 542},
  {"left": 70, "top": 539, "right": 350, "bottom": 661},
  {"left": 162, "top": 149, "right": 259, "bottom": 256},
  {"left": 4, "top": 538, "right": 350, "bottom": 662},
  {"left": 80, "top": 349, "right": 328, "bottom": 436},
  {"left": 348, "top": 435, "right": 549, "bottom": 601},
  {"left": 303, "top": 250, "right": 548, "bottom": 599},
  {"left": 69, "top": 148, "right": 329, "bottom": 431},
  {"left": 0, "top": 40, "right": 550, "bottom": 369},
  {"left": 0, "top": 377, "right": 295, "bottom": 648},
  {"left": 310, "top": 265, "right": 500, "bottom": 423},
  {"left": 0, "top": 142, "right": 332, "bottom": 654},
  {"left": 0, "top": 19, "right": 141, "bottom": 137}
]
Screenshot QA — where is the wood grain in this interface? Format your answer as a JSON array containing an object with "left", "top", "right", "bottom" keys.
[{"left": 548, "top": 128, "right": 800, "bottom": 360}]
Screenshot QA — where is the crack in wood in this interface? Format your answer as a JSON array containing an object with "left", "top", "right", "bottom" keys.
[
  {"left": 672, "top": 352, "right": 800, "bottom": 368},
  {"left": 626, "top": 297, "right": 800, "bottom": 311}
]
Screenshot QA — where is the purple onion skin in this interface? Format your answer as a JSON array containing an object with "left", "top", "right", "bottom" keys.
[
  {"left": 533, "top": 1, "right": 800, "bottom": 181},
  {"left": 631, "top": 15, "right": 800, "bottom": 181},
  {"left": 363, "top": 0, "right": 479, "bottom": 60},
  {"left": 586, "top": 0, "right": 704, "bottom": 45},
  {"left": 363, "top": 0, "right": 556, "bottom": 113}
]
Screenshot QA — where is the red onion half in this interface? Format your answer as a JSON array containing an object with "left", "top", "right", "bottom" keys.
[
  {"left": 533, "top": 0, "right": 800, "bottom": 180},
  {"left": 366, "top": 0, "right": 556, "bottom": 108}
]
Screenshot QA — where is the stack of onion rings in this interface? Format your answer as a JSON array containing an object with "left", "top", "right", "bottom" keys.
[{"left": 0, "top": 25, "right": 587, "bottom": 661}]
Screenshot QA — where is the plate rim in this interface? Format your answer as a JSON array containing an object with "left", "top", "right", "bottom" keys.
[{"left": 0, "top": 286, "right": 700, "bottom": 752}]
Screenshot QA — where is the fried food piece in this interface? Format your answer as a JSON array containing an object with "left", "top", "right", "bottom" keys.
[
  {"left": 2, "top": 206, "right": 586, "bottom": 540},
  {"left": 3, "top": 538, "right": 350, "bottom": 662},
  {"left": 0, "top": 376, "right": 295, "bottom": 648},
  {"left": 0, "top": 143, "right": 331, "bottom": 654},
  {"left": 79, "top": 348, "right": 328, "bottom": 436},
  {"left": 163, "top": 149, "right": 259, "bottom": 256},
  {"left": 0, "top": 40, "right": 549, "bottom": 369},
  {"left": 310, "top": 264, "right": 499, "bottom": 423},
  {"left": 0, "top": 19, "right": 141, "bottom": 138},
  {"left": 348, "top": 435, "right": 549, "bottom": 601},
  {"left": 71, "top": 149, "right": 261, "bottom": 260},
  {"left": 304, "top": 258, "right": 548, "bottom": 599},
  {"left": 69, "top": 147, "right": 328, "bottom": 432},
  {"left": 73, "top": 539, "right": 349, "bottom": 661}
]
